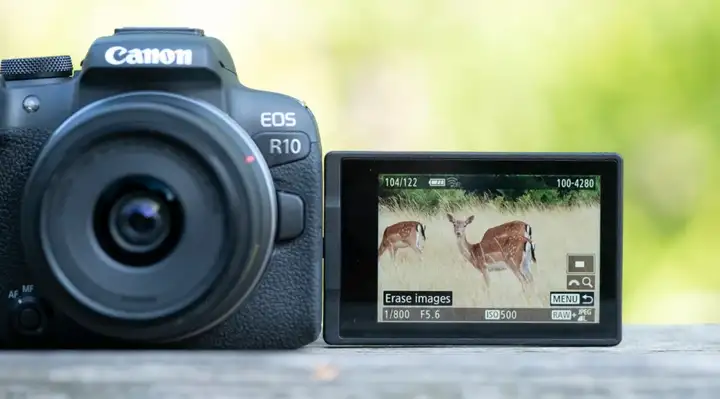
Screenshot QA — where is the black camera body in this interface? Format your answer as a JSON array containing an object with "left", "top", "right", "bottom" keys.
[{"left": 0, "top": 28, "right": 322, "bottom": 349}]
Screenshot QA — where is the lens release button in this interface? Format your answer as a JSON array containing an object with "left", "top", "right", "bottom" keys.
[
  {"left": 253, "top": 132, "right": 311, "bottom": 167},
  {"left": 277, "top": 192, "right": 305, "bottom": 241}
]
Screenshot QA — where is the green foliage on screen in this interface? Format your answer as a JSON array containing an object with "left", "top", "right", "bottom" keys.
[
  {"left": 380, "top": 187, "right": 600, "bottom": 215},
  {"left": 379, "top": 175, "right": 600, "bottom": 214}
]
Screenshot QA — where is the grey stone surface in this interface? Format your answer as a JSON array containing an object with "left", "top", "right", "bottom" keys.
[{"left": 0, "top": 325, "right": 718, "bottom": 399}]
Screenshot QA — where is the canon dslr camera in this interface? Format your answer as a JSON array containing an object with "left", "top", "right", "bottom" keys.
[{"left": 0, "top": 28, "right": 322, "bottom": 349}]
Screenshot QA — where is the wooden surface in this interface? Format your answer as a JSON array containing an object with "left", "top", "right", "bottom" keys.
[{"left": 0, "top": 325, "right": 718, "bottom": 399}]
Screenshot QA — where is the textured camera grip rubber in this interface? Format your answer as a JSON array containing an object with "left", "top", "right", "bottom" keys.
[{"left": 0, "top": 128, "right": 52, "bottom": 284}]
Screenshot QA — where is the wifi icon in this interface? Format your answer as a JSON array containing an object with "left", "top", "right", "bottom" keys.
[{"left": 446, "top": 176, "right": 460, "bottom": 188}]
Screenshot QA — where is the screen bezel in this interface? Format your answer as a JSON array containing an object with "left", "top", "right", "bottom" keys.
[{"left": 324, "top": 152, "right": 622, "bottom": 346}]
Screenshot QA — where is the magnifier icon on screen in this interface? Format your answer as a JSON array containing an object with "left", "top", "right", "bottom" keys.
[{"left": 582, "top": 277, "right": 594, "bottom": 288}]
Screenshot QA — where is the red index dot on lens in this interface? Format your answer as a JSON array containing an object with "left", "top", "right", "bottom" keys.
[{"left": 245, "top": 155, "right": 256, "bottom": 164}]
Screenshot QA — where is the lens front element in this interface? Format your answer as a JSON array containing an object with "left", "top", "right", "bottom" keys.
[
  {"left": 95, "top": 176, "right": 183, "bottom": 267},
  {"left": 115, "top": 195, "right": 167, "bottom": 247}
]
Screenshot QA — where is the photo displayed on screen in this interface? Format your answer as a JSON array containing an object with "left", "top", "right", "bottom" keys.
[{"left": 377, "top": 174, "right": 601, "bottom": 324}]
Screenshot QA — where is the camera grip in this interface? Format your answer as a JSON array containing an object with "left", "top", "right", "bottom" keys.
[{"left": 0, "top": 128, "right": 51, "bottom": 285}]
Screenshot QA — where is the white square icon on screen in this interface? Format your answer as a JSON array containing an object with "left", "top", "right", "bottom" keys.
[{"left": 567, "top": 254, "right": 595, "bottom": 273}]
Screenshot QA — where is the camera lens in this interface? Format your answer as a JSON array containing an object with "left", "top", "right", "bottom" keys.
[
  {"left": 21, "top": 91, "right": 277, "bottom": 343},
  {"left": 94, "top": 176, "right": 183, "bottom": 267}
]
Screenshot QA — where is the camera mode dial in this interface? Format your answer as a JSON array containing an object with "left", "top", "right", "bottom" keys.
[{"left": 0, "top": 55, "right": 74, "bottom": 81}]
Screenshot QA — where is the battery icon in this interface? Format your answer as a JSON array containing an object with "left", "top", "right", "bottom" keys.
[{"left": 428, "top": 178, "right": 446, "bottom": 187}]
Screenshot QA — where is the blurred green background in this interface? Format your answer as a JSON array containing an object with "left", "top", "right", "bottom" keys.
[{"left": 2, "top": 0, "right": 719, "bottom": 323}]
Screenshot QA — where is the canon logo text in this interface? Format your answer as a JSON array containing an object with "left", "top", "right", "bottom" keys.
[{"left": 104, "top": 46, "right": 193, "bottom": 66}]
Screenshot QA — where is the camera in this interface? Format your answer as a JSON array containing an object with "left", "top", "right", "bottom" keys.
[
  {"left": 324, "top": 152, "right": 622, "bottom": 346},
  {"left": 0, "top": 28, "right": 322, "bottom": 349}
]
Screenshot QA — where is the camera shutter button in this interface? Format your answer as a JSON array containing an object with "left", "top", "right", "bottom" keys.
[{"left": 253, "top": 132, "right": 311, "bottom": 167}]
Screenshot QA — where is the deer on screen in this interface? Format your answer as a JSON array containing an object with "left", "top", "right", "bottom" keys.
[
  {"left": 378, "top": 221, "right": 427, "bottom": 263},
  {"left": 446, "top": 214, "right": 536, "bottom": 290},
  {"left": 480, "top": 220, "right": 537, "bottom": 282}
]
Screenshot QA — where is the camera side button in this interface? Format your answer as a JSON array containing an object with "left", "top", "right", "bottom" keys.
[
  {"left": 18, "top": 308, "right": 41, "bottom": 331},
  {"left": 253, "top": 132, "right": 311, "bottom": 167},
  {"left": 10, "top": 297, "right": 48, "bottom": 336},
  {"left": 277, "top": 192, "right": 305, "bottom": 241}
]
